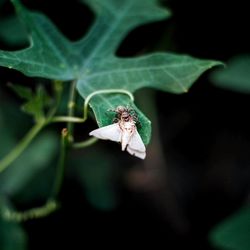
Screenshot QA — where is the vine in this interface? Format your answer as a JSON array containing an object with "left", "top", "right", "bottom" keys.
[{"left": 0, "top": 84, "right": 134, "bottom": 221}]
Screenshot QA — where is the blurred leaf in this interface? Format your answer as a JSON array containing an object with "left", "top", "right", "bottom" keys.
[
  {"left": 0, "top": 131, "right": 58, "bottom": 196},
  {"left": 72, "top": 149, "right": 118, "bottom": 210},
  {"left": 0, "top": 113, "right": 16, "bottom": 157},
  {"left": 14, "top": 165, "right": 55, "bottom": 203},
  {"left": 209, "top": 206, "right": 250, "bottom": 250},
  {"left": 0, "top": 219, "right": 27, "bottom": 250},
  {"left": 9, "top": 84, "right": 51, "bottom": 122},
  {"left": 0, "top": 0, "right": 222, "bottom": 144},
  {"left": 0, "top": 105, "right": 57, "bottom": 203},
  {"left": 211, "top": 55, "right": 250, "bottom": 93},
  {"left": 0, "top": 88, "right": 31, "bottom": 138},
  {"left": 8, "top": 84, "right": 33, "bottom": 100},
  {"left": 0, "top": 198, "right": 27, "bottom": 250},
  {"left": 0, "top": 15, "right": 28, "bottom": 46}
]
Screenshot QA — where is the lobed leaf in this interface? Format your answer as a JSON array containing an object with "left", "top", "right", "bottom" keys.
[{"left": 0, "top": 0, "right": 222, "bottom": 144}]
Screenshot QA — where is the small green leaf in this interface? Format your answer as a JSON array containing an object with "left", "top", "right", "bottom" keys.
[
  {"left": 209, "top": 206, "right": 250, "bottom": 250},
  {"left": 0, "top": 0, "right": 222, "bottom": 144},
  {"left": 211, "top": 55, "right": 250, "bottom": 93},
  {"left": 8, "top": 83, "right": 33, "bottom": 100},
  {"left": 9, "top": 84, "right": 51, "bottom": 122}
]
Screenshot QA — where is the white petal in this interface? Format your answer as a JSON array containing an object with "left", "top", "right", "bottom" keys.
[{"left": 89, "top": 123, "right": 121, "bottom": 142}]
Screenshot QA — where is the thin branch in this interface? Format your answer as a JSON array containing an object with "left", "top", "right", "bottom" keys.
[
  {"left": 51, "top": 88, "right": 134, "bottom": 124},
  {"left": 1, "top": 199, "right": 58, "bottom": 222},
  {"left": 72, "top": 137, "right": 98, "bottom": 149},
  {"left": 0, "top": 121, "right": 45, "bottom": 173},
  {"left": 50, "top": 128, "right": 68, "bottom": 198}
]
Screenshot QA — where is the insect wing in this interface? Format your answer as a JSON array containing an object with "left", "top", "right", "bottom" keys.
[
  {"left": 89, "top": 123, "right": 121, "bottom": 142},
  {"left": 127, "top": 129, "right": 146, "bottom": 159},
  {"left": 127, "top": 146, "right": 146, "bottom": 159},
  {"left": 128, "top": 129, "right": 145, "bottom": 152},
  {"left": 120, "top": 121, "right": 135, "bottom": 151}
]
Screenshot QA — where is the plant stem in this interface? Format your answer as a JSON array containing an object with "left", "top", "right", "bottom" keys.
[
  {"left": 51, "top": 116, "right": 84, "bottom": 123},
  {"left": 49, "top": 80, "right": 78, "bottom": 198},
  {"left": 51, "top": 89, "right": 134, "bottom": 124},
  {"left": 72, "top": 137, "right": 98, "bottom": 149},
  {"left": 67, "top": 80, "right": 77, "bottom": 141},
  {"left": 50, "top": 128, "right": 68, "bottom": 198},
  {"left": 0, "top": 120, "right": 45, "bottom": 173},
  {"left": 2, "top": 199, "right": 58, "bottom": 222}
]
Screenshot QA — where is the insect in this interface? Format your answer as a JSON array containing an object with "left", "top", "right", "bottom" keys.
[{"left": 89, "top": 106, "right": 146, "bottom": 159}]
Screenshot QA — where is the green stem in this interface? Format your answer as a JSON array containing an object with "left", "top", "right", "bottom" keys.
[
  {"left": 51, "top": 116, "right": 84, "bottom": 123},
  {"left": 48, "top": 81, "right": 78, "bottom": 199},
  {"left": 72, "top": 137, "right": 98, "bottom": 149},
  {"left": 51, "top": 89, "right": 134, "bottom": 124},
  {"left": 0, "top": 121, "right": 45, "bottom": 173},
  {"left": 2, "top": 199, "right": 58, "bottom": 222},
  {"left": 67, "top": 80, "right": 77, "bottom": 141},
  {"left": 0, "top": 88, "right": 135, "bottom": 221},
  {"left": 50, "top": 128, "right": 68, "bottom": 198}
]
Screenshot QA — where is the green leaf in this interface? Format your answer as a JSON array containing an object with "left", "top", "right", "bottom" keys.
[
  {"left": 0, "top": 0, "right": 222, "bottom": 144},
  {"left": 211, "top": 55, "right": 250, "bottom": 93},
  {"left": 8, "top": 83, "right": 33, "bottom": 100},
  {"left": 9, "top": 84, "right": 51, "bottom": 122},
  {"left": 209, "top": 206, "right": 250, "bottom": 250},
  {"left": 77, "top": 54, "right": 220, "bottom": 144}
]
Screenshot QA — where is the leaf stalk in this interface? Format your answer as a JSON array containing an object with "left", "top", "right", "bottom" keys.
[{"left": 0, "top": 120, "right": 45, "bottom": 173}]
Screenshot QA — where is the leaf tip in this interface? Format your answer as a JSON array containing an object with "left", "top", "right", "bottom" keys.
[{"left": 211, "top": 61, "right": 225, "bottom": 69}]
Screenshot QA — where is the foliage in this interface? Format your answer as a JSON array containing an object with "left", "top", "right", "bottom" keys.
[
  {"left": 0, "top": 0, "right": 222, "bottom": 249},
  {"left": 0, "top": 0, "right": 221, "bottom": 143},
  {"left": 211, "top": 55, "right": 250, "bottom": 93},
  {"left": 209, "top": 54, "right": 250, "bottom": 250},
  {"left": 209, "top": 206, "right": 250, "bottom": 250}
]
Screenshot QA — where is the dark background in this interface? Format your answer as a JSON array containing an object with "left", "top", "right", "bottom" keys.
[{"left": 1, "top": 0, "right": 250, "bottom": 249}]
